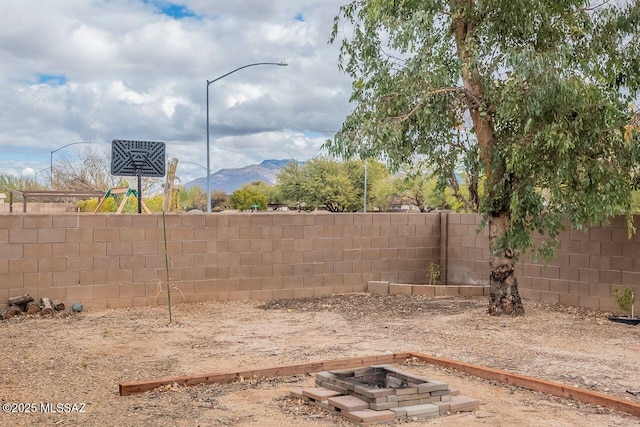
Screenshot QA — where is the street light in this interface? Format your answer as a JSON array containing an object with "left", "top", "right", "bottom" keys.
[
  {"left": 206, "top": 62, "right": 287, "bottom": 212},
  {"left": 50, "top": 141, "right": 91, "bottom": 188},
  {"left": 35, "top": 167, "right": 51, "bottom": 184},
  {"left": 181, "top": 161, "right": 207, "bottom": 171}
]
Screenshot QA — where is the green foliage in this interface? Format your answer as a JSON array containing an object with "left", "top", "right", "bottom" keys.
[
  {"left": 229, "top": 185, "right": 268, "bottom": 211},
  {"left": 428, "top": 261, "right": 441, "bottom": 285},
  {"left": 77, "top": 193, "right": 163, "bottom": 213},
  {"left": 77, "top": 197, "right": 116, "bottom": 213},
  {"left": 614, "top": 287, "right": 635, "bottom": 316},
  {"left": 209, "top": 190, "right": 229, "bottom": 211},
  {"left": 144, "top": 195, "right": 164, "bottom": 212},
  {"left": 0, "top": 173, "right": 42, "bottom": 193},
  {"left": 277, "top": 157, "right": 390, "bottom": 212},
  {"left": 247, "top": 181, "right": 284, "bottom": 205},
  {"left": 176, "top": 186, "right": 207, "bottom": 211},
  {"left": 277, "top": 161, "right": 308, "bottom": 209},
  {"left": 631, "top": 191, "right": 640, "bottom": 213},
  {"left": 328, "top": 0, "right": 640, "bottom": 259},
  {"left": 368, "top": 175, "right": 395, "bottom": 211},
  {"left": 393, "top": 161, "right": 446, "bottom": 211}
]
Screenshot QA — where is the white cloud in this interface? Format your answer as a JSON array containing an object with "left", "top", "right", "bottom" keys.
[{"left": 0, "top": 0, "right": 352, "bottom": 184}]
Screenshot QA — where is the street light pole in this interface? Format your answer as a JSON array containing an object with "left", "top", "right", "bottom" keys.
[
  {"left": 364, "top": 159, "right": 368, "bottom": 213},
  {"left": 35, "top": 167, "right": 50, "bottom": 184},
  {"left": 206, "top": 62, "right": 287, "bottom": 212},
  {"left": 181, "top": 161, "right": 207, "bottom": 171},
  {"left": 50, "top": 141, "right": 91, "bottom": 188}
]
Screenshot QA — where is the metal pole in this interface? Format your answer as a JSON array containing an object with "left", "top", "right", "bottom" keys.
[
  {"left": 364, "top": 159, "right": 368, "bottom": 213},
  {"left": 205, "top": 62, "right": 287, "bottom": 213},
  {"left": 137, "top": 169, "right": 142, "bottom": 214},
  {"left": 206, "top": 81, "right": 211, "bottom": 212},
  {"left": 50, "top": 141, "right": 91, "bottom": 189}
]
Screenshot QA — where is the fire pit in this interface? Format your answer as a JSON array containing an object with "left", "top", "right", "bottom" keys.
[
  {"left": 293, "top": 364, "right": 479, "bottom": 423},
  {"left": 317, "top": 365, "right": 450, "bottom": 409}
]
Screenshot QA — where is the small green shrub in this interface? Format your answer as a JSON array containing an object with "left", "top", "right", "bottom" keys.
[
  {"left": 428, "top": 262, "right": 441, "bottom": 286},
  {"left": 614, "top": 287, "right": 635, "bottom": 316}
]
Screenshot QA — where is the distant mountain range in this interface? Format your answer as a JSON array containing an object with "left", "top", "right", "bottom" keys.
[{"left": 184, "top": 159, "right": 297, "bottom": 194}]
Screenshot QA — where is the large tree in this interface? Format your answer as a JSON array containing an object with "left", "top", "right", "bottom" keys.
[{"left": 327, "top": 1, "right": 640, "bottom": 315}]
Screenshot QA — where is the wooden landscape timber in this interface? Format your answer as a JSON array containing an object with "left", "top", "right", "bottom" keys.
[
  {"left": 119, "top": 352, "right": 640, "bottom": 418},
  {"left": 408, "top": 352, "right": 640, "bottom": 418},
  {"left": 119, "top": 353, "right": 411, "bottom": 396}
]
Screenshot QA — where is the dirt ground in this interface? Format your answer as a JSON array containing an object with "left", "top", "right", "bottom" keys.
[{"left": 1, "top": 293, "right": 640, "bottom": 426}]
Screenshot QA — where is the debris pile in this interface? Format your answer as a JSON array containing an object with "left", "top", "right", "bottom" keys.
[{"left": 1, "top": 294, "right": 82, "bottom": 320}]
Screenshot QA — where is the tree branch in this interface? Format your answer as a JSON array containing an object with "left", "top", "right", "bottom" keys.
[{"left": 395, "top": 86, "right": 467, "bottom": 122}]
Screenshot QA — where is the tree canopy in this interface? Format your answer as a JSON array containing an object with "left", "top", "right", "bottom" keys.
[
  {"left": 328, "top": 0, "right": 640, "bottom": 315},
  {"left": 229, "top": 184, "right": 268, "bottom": 211},
  {"left": 277, "top": 157, "right": 391, "bottom": 212}
]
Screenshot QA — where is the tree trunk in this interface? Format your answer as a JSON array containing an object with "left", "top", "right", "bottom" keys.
[
  {"left": 40, "top": 297, "right": 55, "bottom": 316},
  {"left": 8, "top": 294, "right": 34, "bottom": 306},
  {"left": 163, "top": 157, "right": 178, "bottom": 212},
  {"left": 487, "top": 211, "right": 525, "bottom": 316},
  {"left": 25, "top": 301, "right": 41, "bottom": 315},
  {"left": 2, "top": 305, "right": 23, "bottom": 320},
  {"left": 453, "top": 12, "right": 524, "bottom": 315},
  {"left": 52, "top": 298, "right": 65, "bottom": 311}
]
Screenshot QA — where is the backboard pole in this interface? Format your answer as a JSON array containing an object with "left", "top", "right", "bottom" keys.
[{"left": 137, "top": 168, "right": 142, "bottom": 214}]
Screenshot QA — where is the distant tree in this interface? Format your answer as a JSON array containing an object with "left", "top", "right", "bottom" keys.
[
  {"left": 368, "top": 174, "right": 395, "bottom": 211},
  {"left": 346, "top": 159, "right": 392, "bottom": 211},
  {"left": 328, "top": 1, "right": 640, "bottom": 315},
  {"left": 278, "top": 157, "right": 363, "bottom": 212},
  {"left": 210, "top": 190, "right": 229, "bottom": 211},
  {"left": 162, "top": 158, "right": 179, "bottom": 212},
  {"left": 77, "top": 197, "right": 117, "bottom": 213},
  {"left": 53, "top": 146, "right": 119, "bottom": 191},
  {"left": 229, "top": 185, "right": 268, "bottom": 211},
  {"left": 144, "top": 194, "right": 164, "bottom": 212},
  {"left": 177, "top": 186, "right": 207, "bottom": 211},
  {"left": 0, "top": 173, "right": 42, "bottom": 193},
  {"left": 246, "top": 181, "right": 284, "bottom": 206},
  {"left": 393, "top": 161, "right": 441, "bottom": 212},
  {"left": 277, "top": 161, "right": 308, "bottom": 209}
]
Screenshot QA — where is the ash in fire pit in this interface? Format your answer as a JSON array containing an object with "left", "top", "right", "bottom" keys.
[{"left": 293, "top": 364, "right": 480, "bottom": 423}]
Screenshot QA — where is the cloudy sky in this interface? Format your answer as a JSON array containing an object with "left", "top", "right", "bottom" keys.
[{"left": 0, "top": 0, "right": 353, "bottom": 183}]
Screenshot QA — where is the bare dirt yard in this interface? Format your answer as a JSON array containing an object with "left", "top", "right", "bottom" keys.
[{"left": 2, "top": 293, "right": 640, "bottom": 426}]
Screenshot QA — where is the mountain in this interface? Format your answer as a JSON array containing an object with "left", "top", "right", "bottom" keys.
[{"left": 184, "top": 159, "right": 296, "bottom": 194}]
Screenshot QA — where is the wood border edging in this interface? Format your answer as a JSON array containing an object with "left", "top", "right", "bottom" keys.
[
  {"left": 118, "top": 351, "right": 640, "bottom": 418},
  {"left": 118, "top": 353, "right": 411, "bottom": 396},
  {"left": 409, "top": 352, "right": 640, "bottom": 417}
]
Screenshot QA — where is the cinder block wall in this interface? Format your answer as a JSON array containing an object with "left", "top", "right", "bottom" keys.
[
  {"left": 0, "top": 212, "right": 441, "bottom": 310},
  {"left": 0, "top": 202, "right": 76, "bottom": 213},
  {"left": 445, "top": 213, "right": 640, "bottom": 311}
]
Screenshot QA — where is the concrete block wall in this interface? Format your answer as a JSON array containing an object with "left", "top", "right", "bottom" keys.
[
  {"left": 0, "top": 212, "right": 441, "bottom": 310},
  {"left": 0, "top": 202, "right": 77, "bottom": 213},
  {"left": 3, "top": 210, "right": 638, "bottom": 312},
  {"left": 445, "top": 214, "right": 640, "bottom": 312},
  {"left": 442, "top": 213, "right": 489, "bottom": 287}
]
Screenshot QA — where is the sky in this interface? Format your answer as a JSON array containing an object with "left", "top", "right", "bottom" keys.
[{"left": 0, "top": 0, "right": 353, "bottom": 184}]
